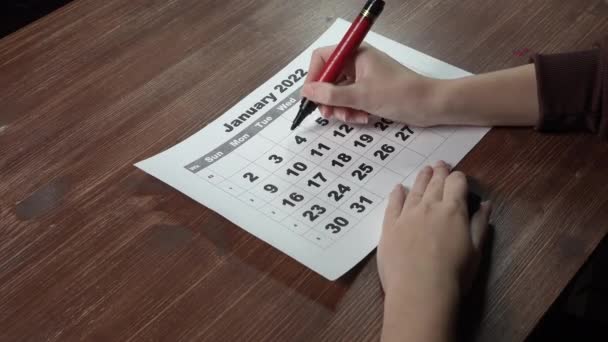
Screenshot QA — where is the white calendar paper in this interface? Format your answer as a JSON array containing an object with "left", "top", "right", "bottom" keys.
[{"left": 136, "top": 19, "right": 489, "bottom": 280}]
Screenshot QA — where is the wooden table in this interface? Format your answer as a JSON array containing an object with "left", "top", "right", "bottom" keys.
[{"left": 1, "top": 0, "right": 607, "bottom": 340}]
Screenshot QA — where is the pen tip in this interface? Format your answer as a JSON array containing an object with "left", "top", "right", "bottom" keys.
[{"left": 291, "top": 110, "right": 302, "bottom": 130}]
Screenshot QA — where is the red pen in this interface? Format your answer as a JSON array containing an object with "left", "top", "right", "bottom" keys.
[{"left": 290, "top": 0, "right": 385, "bottom": 130}]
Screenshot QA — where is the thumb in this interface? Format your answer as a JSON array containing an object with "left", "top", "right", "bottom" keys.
[{"left": 302, "top": 82, "right": 363, "bottom": 109}]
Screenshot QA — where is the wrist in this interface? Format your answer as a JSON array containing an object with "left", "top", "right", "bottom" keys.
[
  {"left": 428, "top": 77, "right": 472, "bottom": 126},
  {"left": 413, "top": 77, "right": 467, "bottom": 127},
  {"left": 394, "top": 74, "right": 451, "bottom": 127},
  {"left": 428, "top": 65, "right": 540, "bottom": 127},
  {"left": 384, "top": 275, "right": 461, "bottom": 311},
  {"left": 382, "top": 283, "right": 460, "bottom": 342}
]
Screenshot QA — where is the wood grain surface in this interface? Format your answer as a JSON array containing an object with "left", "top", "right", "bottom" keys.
[{"left": 1, "top": 0, "right": 607, "bottom": 341}]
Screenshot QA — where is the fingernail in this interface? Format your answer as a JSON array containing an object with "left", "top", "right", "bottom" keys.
[
  {"left": 320, "top": 106, "right": 329, "bottom": 117},
  {"left": 336, "top": 110, "right": 347, "bottom": 122},
  {"left": 325, "top": 105, "right": 334, "bottom": 117},
  {"left": 435, "top": 160, "right": 446, "bottom": 167},
  {"left": 353, "top": 114, "right": 368, "bottom": 125},
  {"left": 392, "top": 183, "right": 404, "bottom": 193}
]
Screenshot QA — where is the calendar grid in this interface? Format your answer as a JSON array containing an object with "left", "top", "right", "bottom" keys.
[
  {"left": 192, "top": 110, "right": 451, "bottom": 249},
  {"left": 254, "top": 125, "right": 323, "bottom": 242}
]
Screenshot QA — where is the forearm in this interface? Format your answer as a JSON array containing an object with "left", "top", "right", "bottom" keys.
[{"left": 431, "top": 64, "right": 540, "bottom": 127}]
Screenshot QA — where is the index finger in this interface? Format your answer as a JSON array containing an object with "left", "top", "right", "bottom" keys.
[{"left": 305, "top": 46, "right": 337, "bottom": 83}]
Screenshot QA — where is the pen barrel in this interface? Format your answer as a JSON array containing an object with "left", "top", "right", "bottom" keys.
[{"left": 316, "top": 0, "right": 385, "bottom": 83}]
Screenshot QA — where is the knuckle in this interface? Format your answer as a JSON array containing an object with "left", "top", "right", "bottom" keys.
[
  {"left": 324, "top": 87, "right": 337, "bottom": 103},
  {"left": 428, "top": 178, "right": 443, "bottom": 189},
  {"left": 409, "top": 191, "right": 424, "bottom": 202},
  {"left": 430, "top": 176, "right": 442, "bottom": 184},
  {"left": 445, "top": 200, "right": 466, "bottom": 216},
  {"left": 315, "top": 45, "right": 335, "bottom": 59},
  {"left": 448, "top": 171, "right": 467, "bottom": 184},
  {"left": 353, "top": 84, "right": 368, "bottom": 108},
  {"left": 420, "top": 201, "right": 434, "bottom": 214},
  {"left": 450, "top": 170, "right": 467, "bottom": 180},
  {"left": 327, "top": 87, "right": 349, "bottom": 105},
  {"left": 445, "top": 201, "right": 461, "bottom": 213},
  {"left": 418, "top": 166, "right": 433, "bottom": 178},
  {"left": 325, "top": 45, "right": 338, "bottom": 53},
  {"left": 312, "top": 48, "right": 322, "bottom": 58}
]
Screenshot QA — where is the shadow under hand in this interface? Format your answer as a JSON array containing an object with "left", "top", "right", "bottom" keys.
[{"left": 458, "top": 224, "right": 496, "bottom": 341}]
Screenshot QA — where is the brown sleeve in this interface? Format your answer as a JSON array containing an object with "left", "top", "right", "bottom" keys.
[{"left": 531, "top": 38, "right": 607, "bottom": 139}]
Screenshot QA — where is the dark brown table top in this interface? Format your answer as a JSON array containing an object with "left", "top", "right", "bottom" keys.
[{"left": 1, "top": 0, "right": 607, "bottom": 340}]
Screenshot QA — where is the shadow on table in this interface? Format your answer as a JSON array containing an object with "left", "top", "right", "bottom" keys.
[
  {"left": 0, "top": 1, "right": 73, "bottom": 38},
  {"left": 229, "top": 231, "right": 375, "bottom": 311},
  {"left": 130, "top": 171, "right": 374, "bottom": 311},
  {"left": 526, "top": 235, "right": 608, "bottom": 342}
]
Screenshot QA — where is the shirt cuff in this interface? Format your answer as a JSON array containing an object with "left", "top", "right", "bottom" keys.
[{"left": 531, "top": 45, "right": 604, "bottom": 137}]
